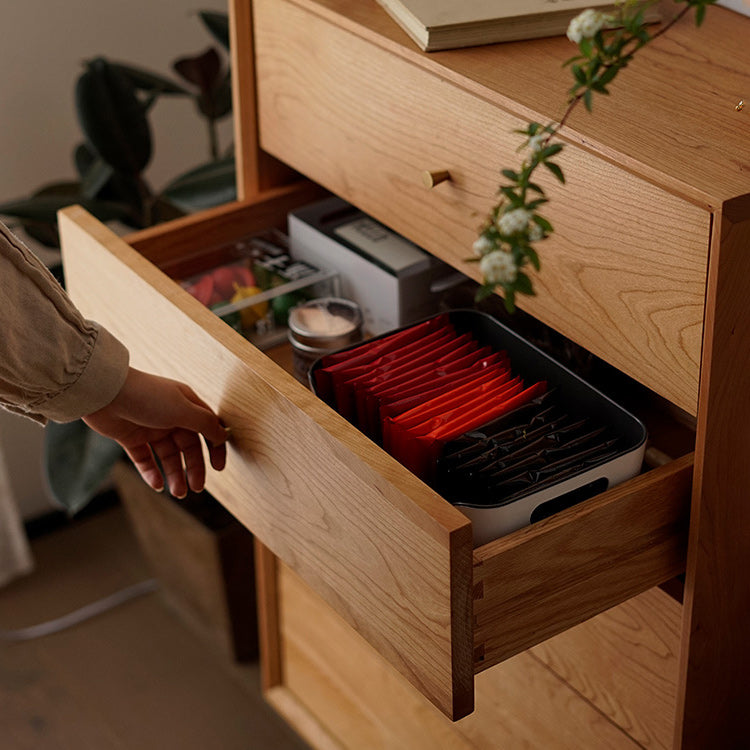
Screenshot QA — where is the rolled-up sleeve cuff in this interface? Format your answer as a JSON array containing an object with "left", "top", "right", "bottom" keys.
[{"left": 42, "top": 325, "right": 130, "bottom": 423}]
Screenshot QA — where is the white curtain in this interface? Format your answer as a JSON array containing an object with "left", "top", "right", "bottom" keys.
[{"left": 0, "top": 441, "right": 33, "bottom": 587}]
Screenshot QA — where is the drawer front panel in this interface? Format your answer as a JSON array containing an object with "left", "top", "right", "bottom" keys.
[
  {"left": 472, "top": 453, "right": 692, "bottom": 672},
  {"left": 254, "top": 0, "right": 709, "bottom": 415},
  {"left": 58, "top": 203, "right": 475, "bottom": 720}
]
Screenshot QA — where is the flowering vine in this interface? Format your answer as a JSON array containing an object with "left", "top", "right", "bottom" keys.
[{"left": 472, "top": 0, "right": 717, "bottom": 312}]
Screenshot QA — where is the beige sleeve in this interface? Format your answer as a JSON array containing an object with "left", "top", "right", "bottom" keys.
[{"left": 0, "top": 220, "right": 129, "bottom": 423}]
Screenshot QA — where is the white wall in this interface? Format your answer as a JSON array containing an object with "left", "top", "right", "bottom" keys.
[{"left": 0, "top": 0, "right": 230, "bottom": 204}]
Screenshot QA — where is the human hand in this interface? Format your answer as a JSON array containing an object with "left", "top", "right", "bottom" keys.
[{"left": 83, "top": 367, "right": 228, "bottom": 498}]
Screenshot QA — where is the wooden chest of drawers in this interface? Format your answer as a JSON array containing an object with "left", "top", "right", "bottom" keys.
[{"left": 59, "top": 1, "right": 750, "bottom": 747}]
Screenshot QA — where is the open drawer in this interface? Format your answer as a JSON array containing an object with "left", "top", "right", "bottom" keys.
[{"left": 58, "top": 190, "right": 692, "bottom": 720}]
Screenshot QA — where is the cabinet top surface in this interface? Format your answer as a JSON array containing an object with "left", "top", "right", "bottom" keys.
[{"left": 294, "top": 0, "right": 750, "bottom": 209}]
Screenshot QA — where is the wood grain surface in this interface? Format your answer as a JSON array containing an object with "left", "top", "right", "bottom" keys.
[
  {"left": 254, "top": 0, "right": 709, "bottom": 415},
  {"left": 472, "top": 453, "right": 692, "bottom": 671},
  {"left": 276, "top": 561, "right": 654, "bottom": 749},
  {"left": 674, "top": 196, "right": 750, "bottom": 750},
  {"left": 288, "top": 0, "right": 750, "bottom": 209},
  {"left": 59, "top": 204, "right": 475, "bottom": 720}
]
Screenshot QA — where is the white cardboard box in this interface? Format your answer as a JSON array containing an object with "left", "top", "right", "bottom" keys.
[{"left": 288, "top": 197, "right": 455, "bottom": 335}]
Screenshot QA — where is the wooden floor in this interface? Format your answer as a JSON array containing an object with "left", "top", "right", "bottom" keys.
[{"left": 0, "top": 505, "right": 309, "bottom": 750}]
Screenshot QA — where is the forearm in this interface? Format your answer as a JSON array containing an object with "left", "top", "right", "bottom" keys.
[{"left": 0, "top": 220, "right": 129, "bottom": 423}]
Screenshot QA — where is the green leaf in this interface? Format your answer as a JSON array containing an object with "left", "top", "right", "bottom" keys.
[
  {"left": 160, "top": 156, "right": 237, "bottom": 211},
  {"left": 503, "top": 288, "right": 516, "bottom": 313},
  {"left": 475, "top": 284, "right": 495, "bottom": 302},
  {"left": 540, "top": 143, "right": 563, "bottom": 159},
  {"left": 199, "top": 11, "right": 231, "bottom": 50},
  {"left": 80, "top": 158, "right": 115, "bottom": 199},
  {"left": 44, "top": 421, "right": 123, "bottom": 515},
  {"left": 695, "top": 5, "right": 706, "bottom": 25},
  {"left": 532, "top": 214, "right": 554, "bottom": 232},
  {"left": 562, "top": 54, "right": 585, "bottom": 68},
  {"left": 76, "top": 57, "right": 152, "bottom": 175},
  {"left": 583, "top": 89, "right": 593, "bottom": 112},
  {"left": 572, "top": 64, "right": 587, "bottom": 85},
  {"left": 198, "top": 70, "right": 233, "bottom": 120},
  {"left": 543, "top": 161, "right": 566, "bottom": 183},
  {"left": 0, "top": 182, "right": 77, "bottom": 247},
  {"left": 0, "top": 190, "right": 129, "bottom": 225},
  {"left": 173, "top": 47, "right": 222, "bottom": 95},
  {"left": 110, "top": 61, "right": 191, "bottom": 95},
  {"left": 526, "top": 182, "right": 546, "bottom": 195},
  {"left": 74, "top": 142, "right": 97, "bottom": 179},
  {"left": 501, "top": 168, "right": 520, "bottom": 182},
  {"left": 525, "top": 198, "right": 548, "bottom": 210},
  {"left": 598, "top": 65, "right": 619, "bottom": 86},
  {"left": 525, "top": 246, "right": 541, "bottom": 271},
  {"left": 514, "top": 271, "right": 535, "bottom": 296}
]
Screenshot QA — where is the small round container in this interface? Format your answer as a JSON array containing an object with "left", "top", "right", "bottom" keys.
[{"left": 288, "top": 297, "right": 363, "bottom": 385}]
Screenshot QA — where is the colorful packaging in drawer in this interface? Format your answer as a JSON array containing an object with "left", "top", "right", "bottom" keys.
[
  {"left": 179, "top": 229, "right": 339, "bottom": 350},
  {"left": 310, "top": 310, "right": 647, "bottom": 543}
]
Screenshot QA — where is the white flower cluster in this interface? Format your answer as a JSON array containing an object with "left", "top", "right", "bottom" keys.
[
  {"left": 566, "top": 9, "right": 610, "bottom": 44},
  {"left": 497, "top": 207, "right": 531, "bottom": 236},
  {"left": 528, "top": 133, "right": 545, "bottom": 155},
  {"left": 480, "top": 250, "right": 518, "bottom": 286},
  {"left": 528, "top": 222, "right": 544, "bottom": 242},
  {"left": 472, "top": 234, "right": 494, "bottom": 257}
]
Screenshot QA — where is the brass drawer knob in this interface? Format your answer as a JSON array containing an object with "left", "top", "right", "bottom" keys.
[{"left": 422, "top": 169, "right": 451, "bottom": 189}]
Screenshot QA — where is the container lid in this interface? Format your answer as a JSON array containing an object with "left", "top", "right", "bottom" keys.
[{"left": 288, "top": 297, "right": 362, "bottom": 348}]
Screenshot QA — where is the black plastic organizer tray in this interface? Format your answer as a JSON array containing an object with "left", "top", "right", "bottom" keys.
[{"left": 309, "top": 309, "right": 647, "bottom": 545}]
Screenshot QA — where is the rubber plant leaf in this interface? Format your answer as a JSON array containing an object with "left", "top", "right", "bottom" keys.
[
  {"left": 44, "top": 421, "right": 124, "bottom": 516},
  {"left": 173, "top": 47, "right": 222, "bottom": 96},
  {"left": 110, "top": 61, "right": 192, "bottom": 96},
  {"left": 204, "top": 70, "right": 233, "bottom": 121},
  {"left": 160, "top": 156, "right": 237, "bottom": 212},
  {"left": 80, "top": 157, "right": 116, "bottom": 200},
  {"left": 0, "top": 189, "right": 131, "bottom": 225},
  {"left": 74, "top": 142, "right": 97, "bottom": 177},
  {"left": 76, "top": 57, "right": 152, "bottom": 175},
  {"left": 199, "top": 10, "right": 230, "bottom": 50}
]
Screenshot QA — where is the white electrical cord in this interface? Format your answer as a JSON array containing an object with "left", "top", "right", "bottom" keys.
[{"left": 0, "top": 578, "right": 158, "bottom": 642}]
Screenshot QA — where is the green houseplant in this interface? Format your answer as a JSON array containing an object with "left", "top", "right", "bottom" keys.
[{"left": 0, "top": 10, "right": 235, "bottom": 250}]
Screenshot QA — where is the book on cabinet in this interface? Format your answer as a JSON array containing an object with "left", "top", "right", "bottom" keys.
[{"left": 375, "top": 0, "right": 663, "bottom": 52}]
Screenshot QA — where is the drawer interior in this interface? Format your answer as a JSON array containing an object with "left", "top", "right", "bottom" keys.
[{"left": 59, "top": 188, "right": 693, "bottom": 721}]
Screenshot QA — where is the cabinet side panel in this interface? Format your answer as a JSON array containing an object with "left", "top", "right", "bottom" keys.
[
  {"left": 676, "top": 199, "right": 750, "bottom": 749},
  {"left": 228, "top": 0, "right": 299, "bottom": 195}
]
